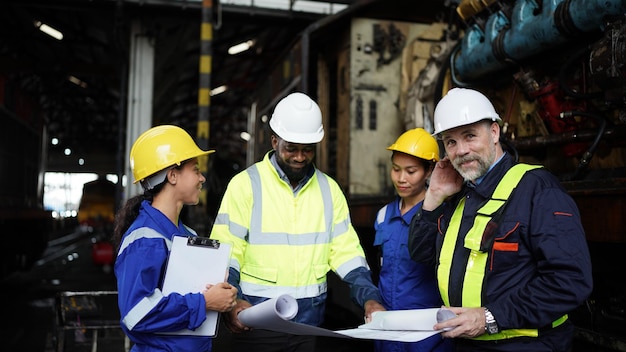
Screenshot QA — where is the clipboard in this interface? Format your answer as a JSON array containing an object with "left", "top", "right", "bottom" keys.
[{"left": 161, "top": 235, "right": 232, "bottom": 337}]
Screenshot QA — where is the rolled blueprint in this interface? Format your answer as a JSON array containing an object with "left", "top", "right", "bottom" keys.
[
  {"left": 235, "top": 294, "right": 452, "bottom": 342},
  {"left": 359, "top": 307, "right": 455, "bottom": 331},
  {"left": 238, "top": 294, "right": 298, "bottom": 328}
]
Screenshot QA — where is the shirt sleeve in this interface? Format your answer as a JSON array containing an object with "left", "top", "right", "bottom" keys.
[
  {"left": 343, "top": 266, "right": 382, "bottom": 307},
  {"left": 408, "top": 204, "right": 444, "bottom": 265},
  {"left": 116, "top": 233, "right": 207, "bottom": 333},
  {"left": 210, "top": 171, "right": 252, "bottom": 283},
  {"left": 327, "top": 178, "right": 382, "bottom": 307}
]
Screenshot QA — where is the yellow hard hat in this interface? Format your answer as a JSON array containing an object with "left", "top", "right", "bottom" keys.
[
  {"left": 387, "top": 128, "right": 440, "bottom": 162},
  {"left": 130, "top": 125, "right": 215, "bottom": 185}
]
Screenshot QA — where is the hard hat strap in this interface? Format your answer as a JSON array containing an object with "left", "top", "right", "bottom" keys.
[{"left": 140, "top": 167, "right": 172, "bottom": 191}]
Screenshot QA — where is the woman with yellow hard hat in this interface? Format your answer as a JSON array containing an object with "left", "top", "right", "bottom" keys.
[
  {"left": 113, "top": 125, "right": 237, "bottom": 352},
  {"left": 373, "top": 128, "right": 453, "bottom": 352}
]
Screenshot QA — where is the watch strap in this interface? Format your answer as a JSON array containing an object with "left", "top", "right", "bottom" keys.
[{"left": 484, "top": 307, "right": 500, "bottom": 335}]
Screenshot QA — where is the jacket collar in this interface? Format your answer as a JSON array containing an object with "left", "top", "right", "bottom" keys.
[{"left": 465, "top": 153, "right": 515, "bottom": 200}]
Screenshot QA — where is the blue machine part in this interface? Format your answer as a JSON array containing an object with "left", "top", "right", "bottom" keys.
[{"left": 452, "top": 0, "right": 626, "bottom": 82}]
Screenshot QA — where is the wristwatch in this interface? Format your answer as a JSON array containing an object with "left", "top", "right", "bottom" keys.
[{"left": 484, "top": 307, "right": 500, "bottom": 334}]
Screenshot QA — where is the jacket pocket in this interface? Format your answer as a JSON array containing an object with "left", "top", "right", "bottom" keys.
[
  {"left": 242, "top": 264, "right": 278, "bottom": 283},
  {"left": 314, "top": 264, "right": 329, "bottom": 280},
  {"left": 490, "top": 221, "right": 522, "bottom": 271}
]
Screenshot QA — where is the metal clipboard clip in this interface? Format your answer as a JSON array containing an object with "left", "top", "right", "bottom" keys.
[{"left": 187, "top": 236, "right": 221, "bottom": 249}]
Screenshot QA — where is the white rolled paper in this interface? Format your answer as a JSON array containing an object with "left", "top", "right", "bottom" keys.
[
  {"left": 360, "top": 308, "right": 441, "bottom": 331},
  {"left": 235, "top": 294, "right": 450, "bottom": 343},
  {"left": 238, "top": 294, "right": 298, "bottom": 328}
]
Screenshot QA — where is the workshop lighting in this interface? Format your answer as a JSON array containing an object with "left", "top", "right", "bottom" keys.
[
  {"left": 211, "top": 85, "right": 228, "bottom": 96},
  {"left": 228, "top": 39, "right": 255, "bottom": 55},
  {"left": 34, "top": 20, "right": 63, "bottom": 40},
  {"left": 219, "top": 0, "right": 347, "bottom": 14},
  {"left": 68, "top": 75, "right": 88, "bottom": 88},
  {"left": 240, "top": 131, "right": 251, "bottom": 141}
]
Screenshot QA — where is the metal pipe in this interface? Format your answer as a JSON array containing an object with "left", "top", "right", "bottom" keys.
[
  {"left": 452, "top": 0, "right": 626, "bottom": 82},
  {"left": 509, "top": 125, "right": 626, "bottom": 151}
]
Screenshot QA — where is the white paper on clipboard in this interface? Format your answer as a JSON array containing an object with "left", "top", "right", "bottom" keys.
[{"left": 161, "top": 235, "right": 231, "bottom": 337}]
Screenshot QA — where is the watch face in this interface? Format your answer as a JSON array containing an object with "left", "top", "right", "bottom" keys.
[
  {"left": 487, "top": 322, "right": 499, "bottom": 334},
  {"left": 484, "top": 308, "right": 498, "bottom": 334}
]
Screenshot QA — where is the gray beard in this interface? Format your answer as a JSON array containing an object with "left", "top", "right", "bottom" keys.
[
  {"left": 452, "top": 146, "right": 496, "bottom": 182},
  {"left": 454, "top": 157, "right": 490, "bottom": 181}
]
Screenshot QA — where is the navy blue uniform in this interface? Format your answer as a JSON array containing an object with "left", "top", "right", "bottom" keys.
[
  {"left": 374, "top": 197, "right": 453, "bottom": 352},
  {"left": 408, "top": 153, "right": 593, "bottom": 351}
]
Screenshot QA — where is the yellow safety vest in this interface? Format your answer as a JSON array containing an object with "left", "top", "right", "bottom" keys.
[
  {"left": 438, "top": 164, "right": 567, "bottom": 340},
  {"left": 210, "top": 152, "right": 369, "bottom": 299}
]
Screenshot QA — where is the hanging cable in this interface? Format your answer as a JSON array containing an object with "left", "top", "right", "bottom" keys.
[{"left": 561, "top": 110, "right": 607, "bottom": 180}]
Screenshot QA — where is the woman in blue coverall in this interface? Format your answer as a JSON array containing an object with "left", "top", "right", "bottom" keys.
[
  {"left": 373, "top": 128, "right": 453, "bottom": 352},
  {"left": 112, "top": 125, "right": 238, "bottom": 352}
]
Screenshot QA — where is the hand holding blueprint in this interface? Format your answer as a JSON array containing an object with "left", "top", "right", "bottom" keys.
[
  {"left": 237, "top": 294, "right": 456, "bottom": 342},
  {"left": 238, "top": 295, "right": 353, "bottom": 338}
]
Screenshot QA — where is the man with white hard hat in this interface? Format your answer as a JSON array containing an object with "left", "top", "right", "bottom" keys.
[
  {"left": 211, "top": 92, "right": 385, "bottom": 352},
  {"left": 408, "top": 88, "right": 593, "bottom": 351}
]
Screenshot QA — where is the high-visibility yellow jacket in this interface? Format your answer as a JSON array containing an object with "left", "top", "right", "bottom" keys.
[{"left": 210, "top": 151, "right": 379, "bottom": 325}]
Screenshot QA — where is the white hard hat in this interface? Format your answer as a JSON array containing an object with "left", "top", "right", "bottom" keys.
[
  {"left": 269, "top": 92, "right": 324, "bottom": 143},
  {"left": 433, "top": 88, "right": 501, "bottom": 135}
]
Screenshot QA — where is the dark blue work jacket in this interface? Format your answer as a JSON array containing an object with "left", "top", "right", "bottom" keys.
[{"left": 408, "top": 154, "right": 593, "bottom": 348}]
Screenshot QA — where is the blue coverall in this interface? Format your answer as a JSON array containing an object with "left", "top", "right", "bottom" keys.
[
  {"left": 408, "top": 153, "right": 593, "bottom": 351},
  {"left": 115, "top": 200, "right": 212, "bottom": 352},
  {"left": 373, "top": 197, "right": 453, "bottom": 352}
]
